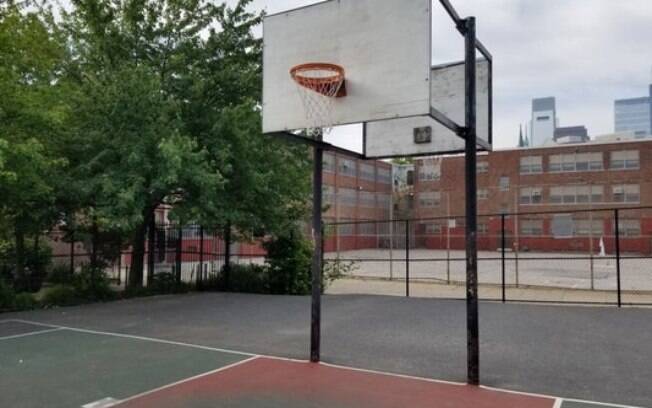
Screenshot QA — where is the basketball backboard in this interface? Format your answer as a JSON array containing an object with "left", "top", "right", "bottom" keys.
[
  {"left": 262, "top": 0, "right": 493, "bottom": 158},
  {"left": 262, "top": 0, "right": 432, "bottom": 135},
  {"left": 364, "top": 59, "right": 491, "bottom": 158}
]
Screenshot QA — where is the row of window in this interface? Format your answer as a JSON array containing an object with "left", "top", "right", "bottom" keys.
[
  {"left": 332, "top": 219, "right": 642, "bottom": 238},
  {"left": 323, "top": 155, "right": 391, "bottom": 183},
  {"left": 323, "top": 187, "right": 391, "bottom": 208},
  {"left": 519, "top": 150, "right": 640, "bottom": 174}
]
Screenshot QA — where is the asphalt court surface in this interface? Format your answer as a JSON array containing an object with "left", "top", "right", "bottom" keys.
[{"left": 1, "top": 293, "right": 650, "bottom": 407}]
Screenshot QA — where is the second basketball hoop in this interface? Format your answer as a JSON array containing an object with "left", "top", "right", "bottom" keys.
[{"left": 290, "top": 63, "right": 346, "bottom": 136}]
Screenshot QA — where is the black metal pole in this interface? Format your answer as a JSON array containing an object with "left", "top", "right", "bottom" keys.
[
  {"left": 310, "top": 136, "right": 324, "bottom": 363},
  {"left": 147, "top": 217, "right": 156, "bottom": 286},
  {"left": 69, "top": 230, "right": 75, "bottom": 278},
  {"left": 198, "top": 226, "right": 204, "bottom": 289},
  {"left": 501, "top": 214, "right": 506, "bottom": 303},
  {"left": 614, "top": 209, "right": 622, "bottom": 307},
  {"left": 464, "top": 16, "right": 480, "bottom": 386},
  {"left": 405, "top": 219, "right": 410, "bottom": 297},
  {"left": 175, "top": 226, "right": 182, "bottom": 285}
]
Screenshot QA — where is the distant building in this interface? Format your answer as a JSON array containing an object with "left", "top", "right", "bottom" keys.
[
  {"left": 530, "top": 97, "right": 557, "bottom": 146},
  {"left": 554, "top": 126, "right": 589, "bottom": 144},
  {"left": 614, "top": 85, "right": 652, "bottom": 138}
]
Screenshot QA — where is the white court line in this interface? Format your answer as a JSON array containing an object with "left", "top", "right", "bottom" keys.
[
  {"left": 104, "top": 356, "right": 260, "bottom": 407},
  {"left": 552, "top": 398, "right": 563, "bottom": 408},
  {"left": 0, "top": 327, "right": 64, "bottom": 341},
  {"left": 6, "top": 319, "right": 645, "bottom": 408}
]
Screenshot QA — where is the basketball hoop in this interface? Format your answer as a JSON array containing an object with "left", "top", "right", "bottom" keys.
[{"left": 290, "top": 63, "right": 346, "bottom": 136}]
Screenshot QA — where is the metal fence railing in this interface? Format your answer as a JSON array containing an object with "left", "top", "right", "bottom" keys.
[{"left": 323, "top": 206, "right": 652, "bottom": 306}]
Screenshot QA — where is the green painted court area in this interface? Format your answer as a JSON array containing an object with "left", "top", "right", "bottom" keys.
[
  {"left": 0, "top": 319, "right": 641, "bottom": 408},
  {"left": 0, "top": 321, "right": 248, "bottom": 408}
]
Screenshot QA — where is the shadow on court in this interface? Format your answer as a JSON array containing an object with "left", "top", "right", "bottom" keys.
[{"left": 1, "top": 293, "right": 650, "bottom": 407}]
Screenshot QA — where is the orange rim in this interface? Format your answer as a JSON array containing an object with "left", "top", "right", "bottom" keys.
[{"left": 290, "top": 63, "right": 347, "bottom": 97}]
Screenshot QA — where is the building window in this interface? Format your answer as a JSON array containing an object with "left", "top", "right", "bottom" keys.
[
  {"left": 551, "top": 214, "right": 573, "bottom": 238},
  {"left": 359, "top": 163, "right": 375, "bottom": 181},
  {"left": 337, "top": 188, "right": 357, "bottom": 206},
  {"left": 520, "top": 219, "right": 544, "bottom": 236},
  {"left": 337, "top": 219, "right": 354, "bottom": 236},
  {"left": 536, "top": 115, "right": 550, "bottom": 121},
  {"left": 477, "top": 161, "right": 489, "bottom": 173},
  {"left": 338, "top": 158, "right": 356, "bottom": 177},
  {"left": 610, "top": 150, "right": 639, "bottom": 170},
  {"left": 549, "top": 153, "right": 603, "bottom": 172},
  {"left": 550, "top": 185, "right": 603, "bottom": 204},
  {"left": 520, "top": 156, "right": 543, "bottom": 174},
  {"left": 377, "top": 167, "right": 391, "bottom": 184},
  {"left": 612, "top": 184, "right": 640, "bottom": 203},
  {"left": 359, "top": 191, "right": 375, "bottom": 208},
  {"left": 618, "top": 220, "right": 641, "bottom": 237},
  {"left": 519, "top": 187, "right": 543, "bottom": 205},
  {"left": 358, "top": 221, "right": 376, "bottom": 236},
  {"left": 478, "top": 223, "right": 488, "bottom": 235},
  {"left": 499, "top": 176, "right": 510, "bottom": 192},
  {"left": 421, "top": 222, "right": 442, "bottom": 235},
  {"left": 323, "top": 186, "right": 336, "bottom": 205},
  {"left": 376, "top": 193, "right": 390, "bottom": 208},
  {"left": 323, "top": 154, "right": 335, "bottom": 173},
  {"left": 418, "top": 159, "right": 441, "bottom": 181},
  {"left": 574, "top": 219, "right": 604, "bottom": 236},
  {"left": 477, "top": 189, "right": 488, "bottom": 200},
  {"left": 418, "top": 192, "right": 440, "bottom": 208},
  {"left": 407, "top": 170, "right": 415, "bottom": 186}
]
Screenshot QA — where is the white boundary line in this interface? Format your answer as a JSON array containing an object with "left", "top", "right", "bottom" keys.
[
  {"left": 5, "top": 319, "right": 645, "bottom": 408},
  {"left": 0, "top": 327, "right": 64, "bottom": 341},
  {"left": 107, "top": 356, "right": 260, "bottom": 407}
]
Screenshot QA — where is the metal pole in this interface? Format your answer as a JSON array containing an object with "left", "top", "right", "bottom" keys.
[
  {"left": 405, "top": 219, "right": 410, "bottom": 297},
  {"left": 464, "top": 17, "right": 480, "bottom": 386},
  {"left": 513, "top": 191, "right": 519, "bottom": 287},
  {"left": 614, "top": 209, "right": 622, "bottom": 307},
  {"left": 446, "top": 192, "right": 451, "bottom": 284},
  {"left": 588, "top": 186, "right": 595, "bottom": 290},
  {"left": 69, "top": 230, "right": 75, "bottom": 278},
  {"left": 389, "top": 194, "right": 394, "bottom": 280},
  {"left": 310, "top": 133, "right": 324, "bottom": 363},
  {"left": 501, "top": 214, "right": 506, "bottom": 303},
  {"left": 198, "top": 226, "right": 204, "bottom": 289}
]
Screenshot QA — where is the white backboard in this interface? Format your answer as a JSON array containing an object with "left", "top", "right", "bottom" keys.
[
  {"left": 262, "top": 0, "right": 432, "bottom": 134},
  {"left": 364, "top": 60, "right": 491, "bottom": 158}
]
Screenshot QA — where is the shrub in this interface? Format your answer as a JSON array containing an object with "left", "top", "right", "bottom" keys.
[
  {"left": 149, "top": 272, "right": 191, "bottom": 294},
  {"left": 0, "top": 279, "right": 16, "bottom": 311},
  {"left": 322, "top": 258, "right": 357, "bottom": 291},
  {"left": 72, "top": 265, "right": 116, "bottom": 302},
  {"left": 40, "top": 285, "right": 79, "bottom": 307},
  {"left": 46, "top": 263, "right": 74, "bottom": 285},
  {"left": 13, "top": 292, "right": 37, "bottom": 310},
  {"left": 223, "top": 263, "right": 269, "bottom": 294},
  {"left": 264, "top": 229, "right": 313, "bottom": 295}
]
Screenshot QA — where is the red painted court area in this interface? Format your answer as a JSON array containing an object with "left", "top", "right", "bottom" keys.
[{"left": 115, "top": 357, "right": 556, "bottom": 408}]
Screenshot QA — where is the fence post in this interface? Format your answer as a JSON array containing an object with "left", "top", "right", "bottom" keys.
[
  {"left": 147, "top": 218, "right": 155, "bottom": 286},
  {"left": 614, "top": 209, "right": 622, "bottom": 307},
  {"left": 501, "top": 214, "right": 506, "bottom": 303},
  {"left": 69, "top": 230, "right": 75, "bottom": 278},
  {"left": 175, "top": 226, "right": 182, "bottom": 285},
  {"left": 198, "top": 226, "right": 204, "bottom": 289},
  {"left": 405, "top": 219, "right": 410, "bottom": 297}
]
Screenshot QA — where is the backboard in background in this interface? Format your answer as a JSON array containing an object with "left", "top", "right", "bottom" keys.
[
  {"left": 364, "top": 59, "right": 491, "bottom": 158},
  {"left": 262, "top": 0, "right": 432, "bottom": 134}
]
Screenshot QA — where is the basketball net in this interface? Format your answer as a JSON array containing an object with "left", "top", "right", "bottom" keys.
[{"left": 290, "top": 63, "right": 346, "bottom": 137}]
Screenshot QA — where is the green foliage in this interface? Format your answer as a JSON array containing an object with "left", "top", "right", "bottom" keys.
[
  {"left": 323, "top": 258, "right": 358, "bottom": 289},
  {"left": 1, "top": 238, "right": 52, "bottom": 293},
  {"left": 71, "top": 265, "right": 116, "bottom": 302},
  {"left": 13, "top": 292, "right": 37, "bottom": 310},
  {"left": 149, "top": 272, "right": 191, "bottom": 295},
  {"left": 46, "top": 263, "right": 74, "bottom": 285},
  {"left": 0, "top": 279, "right": 15, "bottom": 310},
  {"left": 223, "top": 264, "right": 269, "bottom": 294},
  {"left": 264, "top": 228, "right": 314, "bottom": 295},
  {"left": 40, "top": 284, "right": 79, "bottom": 307}
]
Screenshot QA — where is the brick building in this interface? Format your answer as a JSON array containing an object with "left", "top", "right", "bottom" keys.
[{"left": 413, "top": 138, "right": 652, "bottom": 254}]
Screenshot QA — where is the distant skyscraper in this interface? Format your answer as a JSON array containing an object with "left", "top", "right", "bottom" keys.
[
  {"left": 614, "top": 85, "right": 652, "bottom": 138},
  {"left": 530, "top": 97, "right": 556, "bottom": 146}
]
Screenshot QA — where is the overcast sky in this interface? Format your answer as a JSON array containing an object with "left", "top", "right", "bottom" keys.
[{"left": 236, "top": 0, "right": 652, "bottom": 150}]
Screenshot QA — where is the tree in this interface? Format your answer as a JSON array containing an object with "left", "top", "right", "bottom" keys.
[{"left": 0, "top": 3, "right": 68, "bottom": 289}]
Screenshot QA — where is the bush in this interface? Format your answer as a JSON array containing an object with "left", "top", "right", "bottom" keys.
[
  {"left": 223, "top": 263, "right": 269, "bottom": 294},
  {"left": 10, "top": 241, "right": 52, "bottom": 293},
  {"left": 322, "top": 258, "right": 357, "bottom": 291},
  {"left": 40, "top": 285, "right": 79, "bottom": 307},
  {"left": 72, "top": 265, "right": 116, "bottom": 302},
  {"left": 0, "top": 279, "right": 16, "bottom": 311},
  {"left": 264, "top": 229, "right": 313, "bottom": 295},
  {"left": 149, "top": 272, "right": 191, "bottom": 294},
  {"left": 13, "top": 292, "right": 37, "bottom": 310},
  {"left": 46, "top": 263, "right": 74, "bottom": 285}
]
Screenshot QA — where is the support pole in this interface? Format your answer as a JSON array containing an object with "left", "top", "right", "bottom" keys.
[
  {"left": 464, "top": 16, "right": 480, "bottom": 386},
  {"left": 614, "top": 209, "right": 622, "bottom": 308},
  {"left": 311, "top": 134, "right": 324, "bottom": 363},
  {"left": 405, "top": 219, "right": 410, "bottom": 297},
  {"left": 501, "top": 214, "right": 506, "bottom": 303},
  {"left": 198, "top": 226, "right": 204, "bottom": 289}
]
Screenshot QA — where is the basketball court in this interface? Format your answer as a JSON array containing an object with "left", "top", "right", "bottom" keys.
[{"left": 1, "top": 309, "right": 645, "bottom": 408}]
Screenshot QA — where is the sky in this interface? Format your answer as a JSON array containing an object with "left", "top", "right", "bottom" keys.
[{"left": 234, "top": 0, "right": 652, "bottom": 150}]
